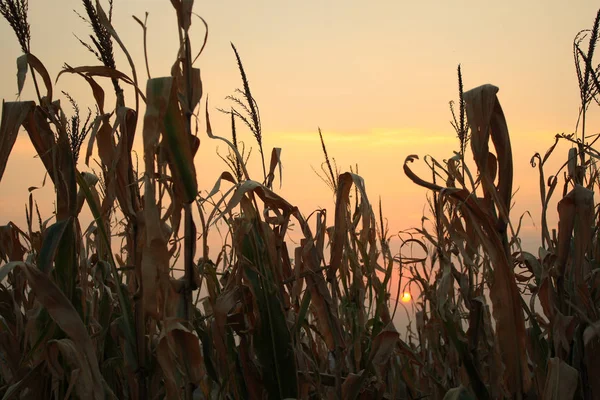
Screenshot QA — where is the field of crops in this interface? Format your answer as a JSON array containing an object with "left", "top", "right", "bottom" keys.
[{"left": 1, "top": 1, "right": 599, "bottom": 399}]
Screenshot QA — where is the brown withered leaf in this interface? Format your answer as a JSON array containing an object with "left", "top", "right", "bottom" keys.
[
  {"left": 21, "top": 106, "right": 58, "bottom": 183},
  {"left": 330, "top": 172, "right": 371, "bottom": 280},
  {"left": 141, "top": 240, "right": 169, "bottom": 319},
  {"left": 556, "top": 185, "right": 594, "bottom": 284},
  {"left": 156, "top": 331, "right": 180, "bottom": 400},
  {"left": 552, "top": 311, "right": 578, "bottom": 356},
  {"left": 113, "top": 107, "right": 140, "bottom": 218},
  {"left": 57, "top": 64, "right": 146, "bottom": 102},
  {"left": 170, "top": 0, "right": 194, "bottom": 32},
  {"left": 543, "top": 358, "right": 578, "bottom": 400},
  {"left": 0, "top": 224, "right": 27, "bottom": 263},
  {"left": 17, "top": 262, "right": 105, "bottom": 400},
  {"left": 463, "top": 84, "right": 530, "bottom": 395},
  {"left": 238, "top": 335, "right": 265, "bottom": 399},
  {"left": 69, "top": 70, "right": 105, "bottom": 115},
  {"left": 463, "top": 84, "right": 513, "bottom": 224},
  {"left": 47, "top": 339, "right": 99, "bottom": 400},
  {"left": 405, "top": 150, "right": 531, "bottom": 394},
  {"left": 301, "top": 240, "right": 344, "bottom": 352},
  {"left": 157, "top": 322, "right": 205, "bottom": 399},
  {"left": 583, "top": 321, "right": 600, "bottom": 398},
  {"left": 17, "top": 53, "right": 53, "bottom": 101},
  {"left": 368, "top": 325, "right": 399, "bottom": 370},
  {"left": 213, "top": 289, "right": 237, "bottom": 373},
  {"left": 141, "top": 174, "right": 169, "bottom": 318},
  {"left": 265, "top": 147, "right": 283, "bottom": 189},
  {"left": 0, "top": 101, "right": 35, "bottom": 183}
]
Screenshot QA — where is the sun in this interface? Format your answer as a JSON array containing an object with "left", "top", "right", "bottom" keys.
[{"left": 400, "top": 292, "right": 412, "bottom": 303}]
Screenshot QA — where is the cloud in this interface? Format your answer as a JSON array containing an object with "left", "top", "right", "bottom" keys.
[{"left": 275, "top": 128, "right": 457, "bottom": 147}]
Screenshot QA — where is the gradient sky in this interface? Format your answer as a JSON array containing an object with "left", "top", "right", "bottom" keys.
[{"left": 1, "top": 2, "right": 599, "bottom": 313}]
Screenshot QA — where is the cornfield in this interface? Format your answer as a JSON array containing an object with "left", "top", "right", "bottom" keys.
[{"left": 0, "top": 1, "right": 599, "bottom": 399}]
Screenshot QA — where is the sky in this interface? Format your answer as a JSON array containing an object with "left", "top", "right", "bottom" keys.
[{"left": 1, "top": 1, "right": 599, "bottom": 326}]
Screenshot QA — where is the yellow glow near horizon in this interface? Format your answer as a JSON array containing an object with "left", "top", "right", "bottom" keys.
[{"left": 401, "top": 292, "right": 412, "bottom": 303}]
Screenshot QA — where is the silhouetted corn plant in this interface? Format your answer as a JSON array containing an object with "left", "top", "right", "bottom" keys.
[{"left": 1, "top": 2, "right": 599, "bottom": 400}]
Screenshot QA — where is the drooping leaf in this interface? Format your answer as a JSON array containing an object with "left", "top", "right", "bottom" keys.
[
  {"left": 36, "top": 218, "right": 70, "bottom": 274},
  {"left": 162, "top": 77, "right": 198, "bottom": 202},
  {"left": 0, "top": 101, "right": 35, "bottom": 183},
  {"left": 16, "top": 53, "right": 53, "bottom": 101},
  {"left": 542, "top": 358, "right": 578, "bottom": 400},
  {"left": 16, "top": 262, "right": 105, "bottom": 400},
  {"left": 57, "top": 64, "right": 146, "bottom": 102}
]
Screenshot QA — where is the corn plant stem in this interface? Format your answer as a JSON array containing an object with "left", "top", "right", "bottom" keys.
[
  {"left": 580, "top": 108, "right": 586, "bottom": 184},
  {"left": 248, "top": 194, "right": 286, "bottom": 397},
  {"left": 28, "top": 63, "right": 43, "bottom": 105},
  {"left": 101, "top": 10, "right": 147, "bottom": 390},
  {"left": 132, "top": 221, "right": 147, "bottom": 400},
  {"left": 137, "top": 13, "right": 151, "bottom": 80},
  {"left": 76, "top": 171, "right": 137, "bottom": 354},
  {"left": 183, "top": 198, "right": 196, "bottom": 400},
  {"left": 181, "top": 28, "right": 197, "bottom": 400}
]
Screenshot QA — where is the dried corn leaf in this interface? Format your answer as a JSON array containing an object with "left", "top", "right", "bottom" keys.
[
  {"left": 0, "top": 224, "right": 26, "bottom": 263},
  {"left": 47, "top": 339, "right": 100, "bottom": 400},
  {"left": 405, "top": 155, "right": 530, "bottom": 395},
  {"left": 543, "top": 358, "right": 578, "bottom": 400},
  {"left": 21, "top": 106, "right": 58, "bottom": 183},
  {"left": 113, "top": 107, "right": 140, "bottom": 218},
  {"left": 0, "top": 101, "right": 35, "bottom": 183},
  {"left": 57, "top": 64, "right": 146, "bottom": 102},
  {"left": 238, "top": 209, "right": 298, "bottom": 399},
  {"left": 154, "top": 76, "right": 198, "bottom": 202},
  {"left": 265, "top": 147, "right": 283, "bottom": 189},
  {"left": 551, "top": 311, "right": 577, "bottom": 356},
  {"left": 301, "top": 241, "right": 344, "bottom": 352},
  {"left": 16, "top": 262, "right": 105, "bottom": 400},
  {"left": 70, "top": 70, "right": 105, "bottom": 115},
  {"left": 17, "top": 53, "right": 53, "bottom": 101},
  {"left": 205, "top": 102, "right": 250, "bottom": 180},
  {"left": 171, "top": 0, "right": 194, "bottom": 32},
  {"left": 463, "top": 84, "right": 530, "bottom": 395},
  {"left": 95, "top": 0, "right": 141, "bottom": 112},
  {"left": 583, "top": 321, "right": 600, "bottom": 398},
  {"left": 330, "top": 172, "right": 371, "bottom": 280},
  {"left": 463, "top": 84, "right": 512, "bottom": 223},
  {"left": 556, "top": 185, "right": 594, "bottom": 284},
  {"left": 141, "top": 175, "right": 169, "bottom": 318},
  {"left": 212, "top": 289, "right": 236, "bottom": 378}
]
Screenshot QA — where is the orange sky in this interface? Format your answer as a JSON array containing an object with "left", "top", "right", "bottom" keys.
[{"left": 1, "top": 2, "right": 599, "bottom": 327}]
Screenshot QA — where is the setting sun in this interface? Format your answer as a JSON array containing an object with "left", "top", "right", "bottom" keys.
[{"left": 401, "top": 292, "right": 412, "bottom": 303}]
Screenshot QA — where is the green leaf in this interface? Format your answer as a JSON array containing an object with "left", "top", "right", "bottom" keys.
[
  {"left": 37, "top": 219, "right": 70, "bottom": 274},
  {"left": 294, "top": 290, "right": 311, "bottom": 338},
  {"left": 144, "top": 77, "right": 198, "bottom": 202},
  {"left": 241, "top": 216, "right": 298, "bottom": 399}
]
